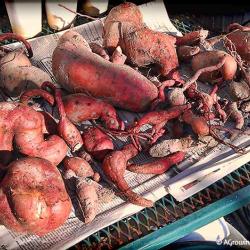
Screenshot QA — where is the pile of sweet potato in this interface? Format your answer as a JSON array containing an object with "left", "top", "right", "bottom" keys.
[{"left": 0, "top": 1, "right": 250, "bottom": 238}]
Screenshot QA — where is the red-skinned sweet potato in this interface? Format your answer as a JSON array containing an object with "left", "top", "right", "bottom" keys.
[
  {"left": 102, "top": 144, "right": 153, "bottom": 207},
  {"left": 0, "top": 102, "right": 68, "bottom": 166},
  {"left": 191, "top": 51, "right": 237, "bottom": 83},
  {"left": 52, "top": 30, "right": 158, "bottom": 112},
  {"left": 0, "top": 157, "right": 72, "bottom": 236},
  {"left": 103, "top": 3, "right": 208, "bottom": 77},
  {"left": 225, "top": 23, "right": 250, "bottom": 63},
  {"left": 63, "top": 93, "right": 124, "bottom": 130},
  {"left": 76, "top": 178, "right": 98, "bottom": 224},
  {"left": 127, "top": 151, "right": 186, "bottom": 174},
  {"left": 82, "top": 127, "right": 114, "bottom": 161}
]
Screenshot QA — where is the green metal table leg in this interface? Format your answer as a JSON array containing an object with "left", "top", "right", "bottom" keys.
[{"left": 120, "top": 184, "right": 250, "bottom": 250}]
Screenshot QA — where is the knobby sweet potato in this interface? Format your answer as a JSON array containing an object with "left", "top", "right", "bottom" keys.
[
  {"left": 0, "top": 157, "right": 72, "bottom": 236},
  {"left": 0, "top": 102, "right": 68, "bottom": 166}
]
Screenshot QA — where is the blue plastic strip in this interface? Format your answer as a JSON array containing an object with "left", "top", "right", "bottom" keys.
[{"left": 120, "top": 184, "right": 250, "bottom": 250}]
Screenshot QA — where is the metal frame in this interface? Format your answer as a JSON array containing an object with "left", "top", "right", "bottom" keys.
[
  {"left": 79, "top": 164, "right": 250, "bottom": 249},
  {"left": 121, "top": 185, "right": 250, "bottom": 250}
]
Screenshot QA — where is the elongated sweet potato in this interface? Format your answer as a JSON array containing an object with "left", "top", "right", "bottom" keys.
[
  {"left": 76, "top": 178, "right": 98, "bottom": 224},
  {"left": 52, "top": 30, "right": 158, "bottom": 112},
  {"left": 191, "top": 51, "right": 237, "bottom": 83},
  {"left": 63, "top": 93, "right": 123, "bottom": 130},
  {"left": 102, "top": 144, "right": 153, "bottom": 207},
  {"left": 127, "top": 151, "right": 186, "bottom": 174},
  {"left": 0, "top": 157, "right": 72, "bottom": 236}
]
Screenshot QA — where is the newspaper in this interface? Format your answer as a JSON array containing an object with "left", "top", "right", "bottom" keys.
[{"left": 0, "top": 1, "right": 249, "bottom": 249}]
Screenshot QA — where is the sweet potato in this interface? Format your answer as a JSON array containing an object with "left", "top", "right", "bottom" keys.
[
  {"left": 0, "top": 102, "right": 68, "bottom": 166},
  {"left": 62, "top": 93, "right": 124, "bottom": 130},
  {"left": 225, "top": 23, "right": 250, "bottom": 63},
  {"left": 0, "top": 51, "right": 51, "bottom": 96},
  {"left": 82, "top": 127, "right": 114, "bottom": 161},
  {"left": 191, "top": 51, "right": 237, "bottom": 83},
  {"left": 40, "top": 81, "right": 83, "bottom": 152},
  {"left": 76, "top": 178, "right": 98, "bottom": 224},
  {"left": 102, "top": 144, "right": 153, "bottom": 207},
  {"left": 127, "top": 151, "right": 186, "bottom": 174},
  {"left": 52, "top": 30, "right": 158, "bottom": 112},
  {"left": 103, "top": 3, "right": 210, "bottom": 77},
  {"left": 0, "top": 157, "right": 72, "bottom": 236},
  {"left": 56, "top": 89, "right": 83, "bottom": 152},
  {"left": 62, "top": 157, "right": 100, "bottom": 223}
]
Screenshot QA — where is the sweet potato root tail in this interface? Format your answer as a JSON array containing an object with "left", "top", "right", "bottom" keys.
[
  {"left": 127, "top": 151, "right": 185, "bottom": 174},
  {"left": 175, "top": 30, "right": 209, "bottom": 46},
  {"left": 184, "top": 56, "right": 227, "bottom": 90},
  {"left": 123, "top": 190, "right": 153, "bottom": 207},
  {"left": 20, "top": 89, "right": 55, "bottom": 106},
  {"left": 0, "top": 33, "right": 33, "bottom": 58}
]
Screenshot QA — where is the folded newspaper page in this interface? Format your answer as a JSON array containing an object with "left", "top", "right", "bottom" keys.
[{"left": 0, "top": 1, "right": 249, "bottom": 249}]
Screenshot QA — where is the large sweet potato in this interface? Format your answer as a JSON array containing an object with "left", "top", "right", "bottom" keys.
[
  {"left": 0, "top": 102, "right": 68, "bottom": 166},
  {"left": 0, "top": 157, "right": 72, "bottom": 236},
  {"left": 52, "top": 31, "right": 158, "bottom": 112},
  {"left": 103, "top": 3, "right": 208, "bottom": 77}
]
